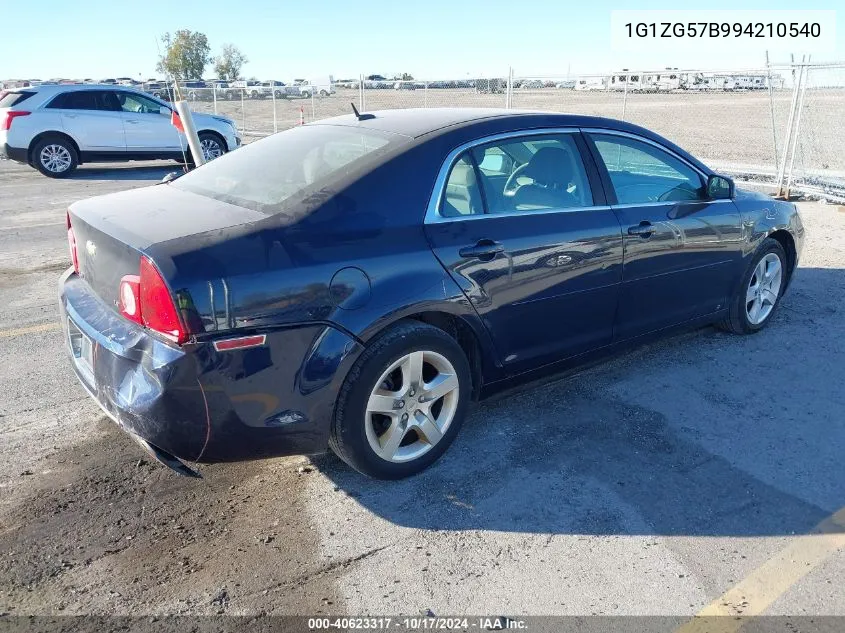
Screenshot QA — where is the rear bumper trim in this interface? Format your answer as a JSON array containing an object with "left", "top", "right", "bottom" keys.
[{"left": 1, "top": 143, "right": 28, "bottom": 163}]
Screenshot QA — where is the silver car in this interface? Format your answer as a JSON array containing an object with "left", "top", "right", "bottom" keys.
[{"left": 0, "top": 84, "right": 240, "bottom": 177}]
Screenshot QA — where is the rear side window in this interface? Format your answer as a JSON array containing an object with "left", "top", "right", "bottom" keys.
[
  {"left": 46, "top": 91, "right": 118, "bottom": 111},
  {"left": 171, "top": 125, "right": 405, "bottom": 212},
  {"left": 441, "top": 155, "right": 484, "bottom": 218},
  {"left": 473, "top": 134, "right": 593, "bottom": 214},
  {"left": 0, "top": 91, "right": 35, "bottom": 108}
]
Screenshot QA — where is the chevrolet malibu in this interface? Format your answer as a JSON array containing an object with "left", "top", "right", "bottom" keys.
[{"left": 59, "top": 109, "right": 804, "bottom": 479}]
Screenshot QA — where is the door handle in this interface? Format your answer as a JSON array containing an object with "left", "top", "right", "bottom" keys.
[
  {"left": 64, "top": 114, "right": 78, "bottom": 119},
  {"left": 458, "top": 240, "right": 504, "bottom": 261},
  {"left": 125, "top": 119, "right": 140, "bottom": 124},
  {"left": 628, "top": 222, "right": 655, "bottom": 238}
]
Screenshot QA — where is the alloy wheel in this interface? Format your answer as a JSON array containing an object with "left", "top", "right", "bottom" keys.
[
  {"left": 40, "top": 144, "right": 72, "bottom": 173},
  {"left": 200, "top": 138, "right": 223, "bottom": 160},
  {"left": 746, "top": 253, "right": 783, "bottom": 325},
  {"left": 365, "top": 350, "right": 460, "bottom": 463}
]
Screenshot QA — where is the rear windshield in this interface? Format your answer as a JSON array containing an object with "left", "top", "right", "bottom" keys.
[
  {"left": 171, "top": 125, "right": 407, "bottom": 213},
  {"left": 0, "top": 91, "right": 35, "bottom": 108}
]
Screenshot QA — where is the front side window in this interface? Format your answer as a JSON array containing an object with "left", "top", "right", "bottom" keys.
[
  {"left": 116, "top": 91, "right": 163, "bottom": 114},
  {"left": 590, "top": 134, "right": 704, "bottom": 204}
]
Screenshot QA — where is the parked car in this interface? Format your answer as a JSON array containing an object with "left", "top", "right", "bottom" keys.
[
  {"left": 475, "top": 78, "right": 505, "bottom": 94},
  {"left": 58, "top": 109, "right": 804, "bottom": 479},
  {"left": 281, "top": 77, "right": 336, "bottom": 98},
  {"left": 0, "top": 84, "right": 240, "bottom": 177},
  {"left": 556, "top": 80, "right": 576, "bottom": 89},
  {"left": 518, "top": 79, "right": 544, "bottom": 89}
]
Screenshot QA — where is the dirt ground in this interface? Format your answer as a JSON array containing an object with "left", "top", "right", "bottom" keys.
[
  {"left": 1, "top": 158, "right": 844, "bottom": 627},
  {"left": 189, "top": 88, "right": 844, "bottom": 175}
]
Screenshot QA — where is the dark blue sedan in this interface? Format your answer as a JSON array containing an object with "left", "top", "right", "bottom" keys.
[{"left": 59, "top": 108, "right": 805, "bottom": 479}]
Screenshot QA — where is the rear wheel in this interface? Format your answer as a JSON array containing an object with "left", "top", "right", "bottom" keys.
[
  {"left": 718, "top": 237, "right": 788, "bottom": 334},
  {"left": 32, "top": 136, "right": 78, "bottom": 178},
  {"left": 330, "top": 321, "right": 471, "bottom": 479}
]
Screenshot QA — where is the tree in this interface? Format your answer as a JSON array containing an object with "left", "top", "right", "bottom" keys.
[
  {"left": 214, "top": 44, "right": 248, "bottom": 81},
  {"left": 157, "top": 30, "right": 212, "bottom": 80}
]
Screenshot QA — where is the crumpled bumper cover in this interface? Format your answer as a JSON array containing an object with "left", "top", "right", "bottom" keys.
[{"left": 58, "top": 269, "right": 363, "bottom": 465}]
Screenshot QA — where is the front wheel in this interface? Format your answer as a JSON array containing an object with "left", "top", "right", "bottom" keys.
[
  {"left": 718, "top": 237, "right": 789, "bottom": 334},
  {"left": 330, "top": 321, "right": 471, "bottom": 479}
]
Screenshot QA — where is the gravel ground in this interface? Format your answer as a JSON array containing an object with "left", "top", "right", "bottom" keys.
[{"left": 0, "top": 158, "right": 844, "bottom": 623}]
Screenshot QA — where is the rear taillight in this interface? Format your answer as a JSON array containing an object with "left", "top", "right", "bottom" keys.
[
  {"left": 66, "top": 212, "right": 79, "bottom": 273},
  {"left": 1, "top": 110, "right": 30, "bottom": 131},
  {"left": 139, "top": 256, "right": 189, "bottom": 344}
]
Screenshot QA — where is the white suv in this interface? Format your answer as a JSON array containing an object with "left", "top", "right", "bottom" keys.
[{"left": 0, "top": 84, "right": 240, "bottom": 177}]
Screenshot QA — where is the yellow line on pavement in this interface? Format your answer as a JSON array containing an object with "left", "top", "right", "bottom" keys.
[
  {"left": 0, "top": 322, "right": 61, "bottom": 339},
  {"left": 676, "top": 507, "right": 845, "bottom": 633}
]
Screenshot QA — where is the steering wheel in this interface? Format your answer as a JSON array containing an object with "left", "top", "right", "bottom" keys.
[{"left": 503, "top": 163, "right": 533, "bottom": 197}]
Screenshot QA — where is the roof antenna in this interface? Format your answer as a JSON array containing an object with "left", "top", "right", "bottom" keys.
[{"left": 350, "top": 102, "right": 375, "bottom": 121}]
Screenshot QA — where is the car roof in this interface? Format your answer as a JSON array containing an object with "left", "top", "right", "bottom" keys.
[
  {"left": 312, "top": 107, "right": 641, "bottom": 139},
  {"left": 12, "top": 83, "right": 148, "bottom": 93},
  {"left": 310, "top": 108, "right": 713, "bottom": 174}
]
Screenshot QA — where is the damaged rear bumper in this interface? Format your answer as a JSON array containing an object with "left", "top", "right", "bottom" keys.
[{"left": 58, "top": 268, "right": 363, "bottom": 474}]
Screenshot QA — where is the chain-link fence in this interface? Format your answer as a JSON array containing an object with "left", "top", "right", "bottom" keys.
[
  {"left": 782, "top": 63, "right": 845, "bottom": 200},
  {"left": 129, "top": 62, "right": 843, "bottom": 200}
]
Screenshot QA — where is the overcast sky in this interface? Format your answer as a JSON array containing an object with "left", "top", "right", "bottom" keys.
[{"left": 1, "top": 0, "right": 841, "bottom": 81}]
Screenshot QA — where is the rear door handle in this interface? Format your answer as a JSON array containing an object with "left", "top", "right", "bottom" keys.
[
  {"left": 628, "top": 222, "right": 655, "bottom": 238},
  {"left": 125, "top": 119, "right": 140, "bottom": 124},
  {"left": 459, "top": 240, "right": 504, "bottom": 260}
]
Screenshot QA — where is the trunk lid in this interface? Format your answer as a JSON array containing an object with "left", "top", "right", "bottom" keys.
[{"left": 69, "top": 184, "right": 268, "bottom": 309}]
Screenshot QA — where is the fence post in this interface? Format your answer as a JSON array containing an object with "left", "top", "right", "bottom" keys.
[
  {"left": 776, "top": 56, "right": 805, "bottom": 197},
  {"left": 240, "top": 88, "right": 246, "bottom": 137},
  {"left": 785, "top": 57, "right": 811, "bottom": 198},
  {"left": 213, "top": 85, "right": 217, "bottom": 114},
  {"left": 765, "top": 51, "right": 779, "bottom": 171},
  {"left": 622, "top": 72, "right": 629, "bottom": 120},
  {"left": 506, "top": 67, "right": 513, "bottom": 108},
  {"left": 359, "top": 74, "right": 365, "bottom": 110}
]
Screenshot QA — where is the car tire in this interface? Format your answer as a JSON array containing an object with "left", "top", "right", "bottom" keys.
[
  {"left": 718, "top": 237, "right": 789, "bottom": 334},
  {"left": 319, "top": 89, "right": 329, "bottom": 97},
  {"left": 31, "top": 136, "right": 78, "bottom": 178},
  {"left": 301, "top": 90, "right": 312, "bottom": 99},
  {"left": 187, "top": 132, "right": 227, "bottom": 166},
  {"left": 329, "top": 321, "right": 471, "bottom": 479}
]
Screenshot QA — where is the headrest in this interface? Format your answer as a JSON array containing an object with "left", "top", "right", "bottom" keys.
[
  {"left": 522, "top": 147, "right": 574, "bottom": 186},
  {"left": 448, "top": 161, "right": 477, "bottom": 187}
]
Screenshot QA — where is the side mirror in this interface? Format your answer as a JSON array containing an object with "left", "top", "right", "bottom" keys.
[{"left": 707, "top": 174, "right": 734, "bottom": 200}]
